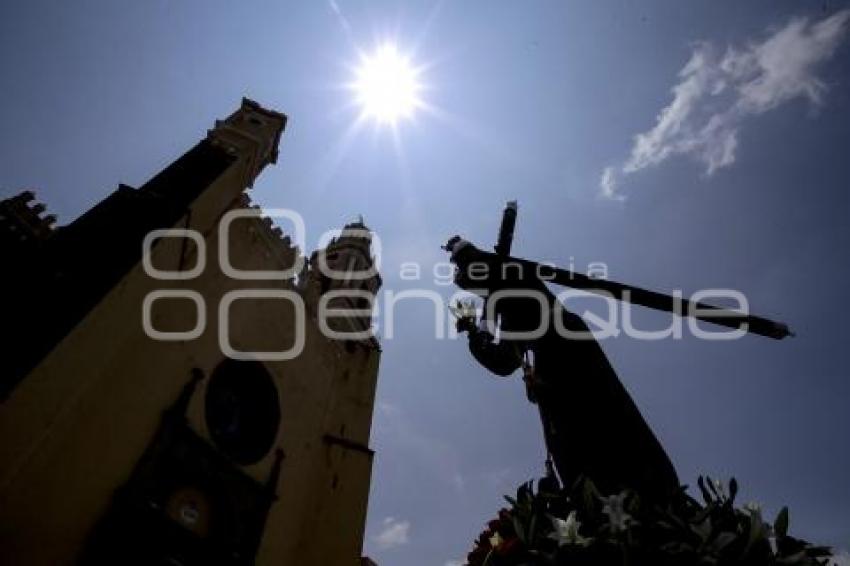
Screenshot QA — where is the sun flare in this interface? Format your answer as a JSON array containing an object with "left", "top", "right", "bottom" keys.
[{"left": 353, "top": 44, "right": 422, "bottom": 125}]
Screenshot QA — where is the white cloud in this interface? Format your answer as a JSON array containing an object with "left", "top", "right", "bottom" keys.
[
  {"left": 451, "top": 471, "right": 466, "bottom": 492},
  {"left": 599, "top": 166, "right": 624, "bottom": 202},
  {"left": 830, "top": 550, "right": 850, "bottom": 566},
  {"left": 327, "top": 0, "right": 352, "bottom": 35},
  {"left": 445, "top": 560, "right": 466, "bottom": 566},
  {"left": 601, "top": 9, "right": 850, "bottom": 200},
  {"left": 373, "top": 517, "right": 411, "bottom": 550}
]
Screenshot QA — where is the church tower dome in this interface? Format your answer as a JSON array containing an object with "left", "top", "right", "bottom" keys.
[{"left": 302, "top": 217, "right": 382, "bottom": 345}]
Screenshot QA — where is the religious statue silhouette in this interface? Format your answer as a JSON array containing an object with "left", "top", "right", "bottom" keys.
[{"left": 444, "top": 202, "right": 790, "bottom": 500}]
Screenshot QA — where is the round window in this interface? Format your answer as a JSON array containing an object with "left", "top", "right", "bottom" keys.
[{"left": 205, "top": 359, "right": 280, "bottom": 465}]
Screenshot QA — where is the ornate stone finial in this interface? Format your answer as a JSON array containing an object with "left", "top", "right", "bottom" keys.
[{"left": 0, "top": 190, "right": 57, "bottom": 244}]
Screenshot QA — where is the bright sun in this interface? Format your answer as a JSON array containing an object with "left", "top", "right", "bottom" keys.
[{"left": 353, "top": 44, "right": 422, "bottom": 125}]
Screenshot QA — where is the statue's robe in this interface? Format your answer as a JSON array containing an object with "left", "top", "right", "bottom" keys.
[{"left": 452, "top": 242, "right": 679, "bottom": 500}]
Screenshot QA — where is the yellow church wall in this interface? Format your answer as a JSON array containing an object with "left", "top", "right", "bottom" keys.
[{"left": 0, "top": 198, "right": 380, "bottom": 565}]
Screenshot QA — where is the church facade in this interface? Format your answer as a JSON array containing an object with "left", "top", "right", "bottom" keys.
[{"left": 0, "top": 99, "right": 381, "bottom": 565}]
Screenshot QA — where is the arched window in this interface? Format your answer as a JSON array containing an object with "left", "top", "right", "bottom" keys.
[{"left": 205, "top": 359, "right": 280, "bottom": 465}]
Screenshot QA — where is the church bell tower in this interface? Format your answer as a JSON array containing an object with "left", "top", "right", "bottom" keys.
[{"left": 0, "top": 100, "right": 382, "bottom": 565}]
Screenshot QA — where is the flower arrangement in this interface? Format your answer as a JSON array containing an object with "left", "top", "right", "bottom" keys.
[{"left": 465, "top": 476, "right": 832, "bottom": 566}]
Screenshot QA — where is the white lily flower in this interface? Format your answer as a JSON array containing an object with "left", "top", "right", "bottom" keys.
[
  {"left": 549, "top": 511, "right": 589, "bottom": 546},
  {"left": 449, "top": 300, "right": 477, "bottom": 320},
  {"left": 602, "top": 493, "right": 632, "bottom": 532}
]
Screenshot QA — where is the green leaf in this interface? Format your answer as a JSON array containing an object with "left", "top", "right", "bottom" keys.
[
  {"left": 743, "top": 508, "right": 767, "bottom": 557},
  {"left": 805, "top": 545, "right": 833, "bottom": 557},
  {"left": 729, "top": 477, "right": 738, "bottom": 504},
  {"left": 706, "top": 476, "right": 720, "bottom": 499},
  {"left": 697, "top": 476, "right": 713, "bottom": 505},
  {"left": 774, "top": 506, "right": 789, "bottom": 539},
  {"left": 528, "top": 513, "right": 538, "bottom": 545},
  {"left": 713, "top": 531, "right": 737, "bottom": 553},
  {"left": 513, "top": 514, "right": 527, "bottom": 544}
]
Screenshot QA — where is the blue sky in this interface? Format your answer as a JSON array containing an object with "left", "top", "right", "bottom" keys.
[{"left": 2, "top": 1, "right": 849, "bottom": 564}]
